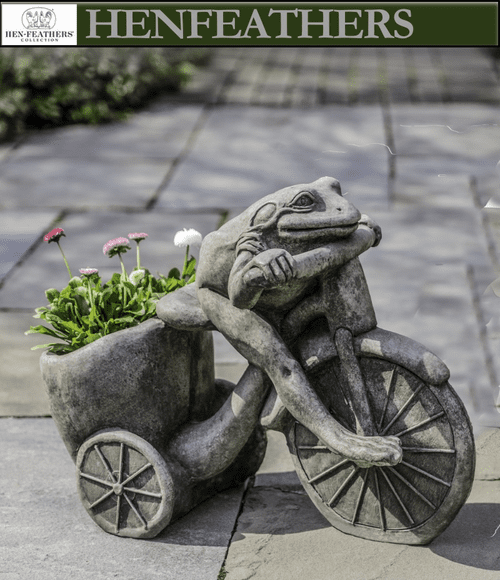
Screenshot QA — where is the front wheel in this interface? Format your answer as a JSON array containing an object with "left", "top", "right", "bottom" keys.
[
  {"left": 76, "top": 430, "right": 175, "bottom": 539},
  {"left": 286, "top": 356, "right": 475, "bottom": 545}
]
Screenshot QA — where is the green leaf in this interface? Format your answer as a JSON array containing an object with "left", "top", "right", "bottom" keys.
[
  {"left": 25, "top": 325, "right": 67, "bottom": 340},
  {"left": 45, "top": 288, "right": 60, "bottom": 302},
  {"left": 31, "top": 342, "right": 68, "bottom": 352},
  {"left": 167, "top": 267, "right": 181, "bottom": 280}
]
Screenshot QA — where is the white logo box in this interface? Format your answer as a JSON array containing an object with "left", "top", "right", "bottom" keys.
[{"left": 2, "top": 3, "right": 77, "bottom": 45}]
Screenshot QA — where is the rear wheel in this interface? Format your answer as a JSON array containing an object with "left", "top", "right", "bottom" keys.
[{"left": 287, "top": 356, "right": 475, "bottom": 544}]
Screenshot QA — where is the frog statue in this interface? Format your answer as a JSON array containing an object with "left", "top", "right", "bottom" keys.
[{"left": 194, "top": 176, "right": 403, "bottom": 467}]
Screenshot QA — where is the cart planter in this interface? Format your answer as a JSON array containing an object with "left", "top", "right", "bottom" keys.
[{"left": 40, "top": 317, "right": 267, "bottom": 539}]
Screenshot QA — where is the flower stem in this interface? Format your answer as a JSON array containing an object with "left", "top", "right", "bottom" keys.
[
  {"left": 136, "top": 244, "right": 141, "bottom": 270},
  {"left": 182, "top": 245, "right": 190, "bottom": 280},
  {"left": 57, "top": 241, "right": 72, "bottom": 279},
  {"left": 118, "top": 253, "right": 127, "bottom": 280}
]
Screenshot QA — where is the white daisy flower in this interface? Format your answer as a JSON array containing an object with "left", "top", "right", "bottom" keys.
[{"left": 173, "top": 228, "right": 203, "bottom": 248}]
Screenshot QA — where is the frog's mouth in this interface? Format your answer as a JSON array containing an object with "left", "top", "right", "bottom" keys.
[{"left": 279, "top": 221, "right": 359, "bottom": 239}]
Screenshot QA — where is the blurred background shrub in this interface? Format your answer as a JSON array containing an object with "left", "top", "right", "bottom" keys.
[{"left": 0, "top": 46, "right": 209, "bottom": 141}]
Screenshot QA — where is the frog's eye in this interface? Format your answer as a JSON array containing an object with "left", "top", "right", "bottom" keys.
[{"left": 290, "top": 192, "right": 315, "bottom": 208}]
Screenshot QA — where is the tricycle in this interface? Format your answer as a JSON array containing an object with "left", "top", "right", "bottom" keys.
[{"left": 40, "top": 176, "right": 475, "bottom": 545}]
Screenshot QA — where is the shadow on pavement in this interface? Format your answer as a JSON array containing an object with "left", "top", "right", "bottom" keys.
[{"left": 430, "top": 502, "right": 500, "bottom": 570}]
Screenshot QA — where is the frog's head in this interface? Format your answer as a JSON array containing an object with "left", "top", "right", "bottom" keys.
[{"left": 249, "top": 176, "right": 361, "bottom": 245}]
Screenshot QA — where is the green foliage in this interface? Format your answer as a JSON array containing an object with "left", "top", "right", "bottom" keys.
[
  {"left": 26, "top": 259, "right": 196, "bottom": 354},
  {"left": 0, "top": 47, "right": 208, "bottom": 141}
]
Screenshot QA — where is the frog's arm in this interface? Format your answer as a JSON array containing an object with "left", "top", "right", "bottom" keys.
[
  {"left": 229, "top": 225, "right": 376, "bottom": 310},
  {"left": 290, "top": 224, "right": 376, "bottom": 279}
]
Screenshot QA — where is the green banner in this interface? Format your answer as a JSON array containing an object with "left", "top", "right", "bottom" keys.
[{"left": 76, "top": 2, "right": 498, "bottom": 46}]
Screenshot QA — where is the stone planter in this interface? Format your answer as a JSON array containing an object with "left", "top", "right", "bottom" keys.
[{"left": 40, "top": 317, "right": 267, "bottom": 538}]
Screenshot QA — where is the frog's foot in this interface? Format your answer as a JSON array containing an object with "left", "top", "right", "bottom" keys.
[{"left": 326, "top": 432, "right": 402, "bottom": 468}]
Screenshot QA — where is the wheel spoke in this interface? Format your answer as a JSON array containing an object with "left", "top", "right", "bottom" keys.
[
  {"left": 393, "top": 411, "right": 445, "bottom": 438},
  {"left": 381, "top": 384, "right": 425, "bottom": 436},
  {"left": 307, "top": 458, "right": 352, "bottom": 484},
  {"left": 327, "top": 466, "right": 360, "bottom": 507},
  {"left": 117, "top": 443, "right": 125, "bottom": 484},
  {"left": 115, "top": 494, "right": 121, "bottom": 533},
  {"left": 379, "top": 468, "right": 415, "bottom": 525},
  {"left": 387, "top": 466, "right": 437, "bottom": 509},
  {"left": 89, "top": 489, "right": 115, "bottom": 510},
  {"left": 373, "top": 469, "right": 386, "bottom": 531},
  {"left": 79, "top": 472, "right": 114, "bottom": 488},
  {"left": 400, "top": 461, "right": 451, "bottom": 488},
  {"left": 298, "top": 445, "right": 329, "bottom": 451},
  {"left": 123, "top": 493, "right": 147, "bottom": 528},
  {"left": 94, "top": 444, "right": 117, "bottom": 483},
  {"left": 351, "top": 469, "right": 369, "bottom": 525},
  {"left": 377, "top": 366, "right": 397, "bottom": 432},
  {"left": 402, "top": 447, "right": 455, "bottom": 454},
  {"left": 124, "top": 487, "right": 163, "bottom": 499},
  {"left": 121, "top": 462, "right": 153, "bottom": 486}
]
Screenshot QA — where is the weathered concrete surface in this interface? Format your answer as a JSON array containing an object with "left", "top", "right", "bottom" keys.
[
  {"left": 0, "top": 104, "right": 204, "bottom": 211},
  {"left": 224, "top": 429, "right": 500, "bottom": 580},
  {"left": 157, "top": 106, "right": 389, "bottom": 213},
  {"left": 0, "top": 417, "right": 245, "bottom": 580}
]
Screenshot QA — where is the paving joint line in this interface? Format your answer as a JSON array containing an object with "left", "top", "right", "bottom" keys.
[
  {"left": 218, "top": 475, "right": 255, "bottom": 579},
  {"left": 466, "top": 262, "right": 499, "bottom": 397},
  {"left": 470, "top": 175, "right": 500, "bottom": 273},
  {"left": 144, "top": 104, "right": 213, "bottom": 211},
  {"left": 377, "top": 48, "right": 397, "bottom": 206}
]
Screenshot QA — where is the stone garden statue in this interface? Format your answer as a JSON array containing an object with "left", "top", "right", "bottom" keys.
[{"left": 41, "top": 176, "right": 475, "bottom": 544}]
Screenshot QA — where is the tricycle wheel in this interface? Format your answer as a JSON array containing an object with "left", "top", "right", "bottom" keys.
[
  {"left": 76, "top": 430, "right": 174, "bottom": 539},
  {"left": 287, "top": 356, "right": 475, "bottom": 545}
]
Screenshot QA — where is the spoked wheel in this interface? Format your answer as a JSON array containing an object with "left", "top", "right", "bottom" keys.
[
  {"left": 287, "top": 356, "right": 475, "bottom": 545},
  {"left": 76, "top": 430, "right": 175, "bottom": 539}
]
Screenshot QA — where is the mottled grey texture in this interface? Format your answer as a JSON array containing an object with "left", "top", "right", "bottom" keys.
[{"left": 40, "top": 318, "right": 267, "bottom": 538}]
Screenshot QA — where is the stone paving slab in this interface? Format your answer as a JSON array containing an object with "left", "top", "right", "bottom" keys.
[
  {"left": 391, "top": 104, "right": 500, "bottom": 163},
  {"left": 0, "top": 157, "right": 171, "bottom": 211},
  {"left": 156, "top": 105, "right": 389, "bottom": 213},
  {"left": 8, "top": 103, "right": 204, "bottom": 162},
  {"left": 0, "top": 103, "right": 204, "bottom": 211},
  {"left": 0, "top": 312, "right": 52, "bottom": 416},
  {"left": 0, "top": 417, "right": 243, "bottom": 580},
  {"left": 0, "top": 210, "right": 59, "bottom": 281}
]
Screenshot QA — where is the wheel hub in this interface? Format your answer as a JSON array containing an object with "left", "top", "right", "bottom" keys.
[{"left": 112, "top": 483, "right": 124, "bottom": 496}]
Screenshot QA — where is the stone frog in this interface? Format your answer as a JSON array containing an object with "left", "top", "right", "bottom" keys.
[{"left": 195, "top": 176, "right": 402, "bottom": 468}]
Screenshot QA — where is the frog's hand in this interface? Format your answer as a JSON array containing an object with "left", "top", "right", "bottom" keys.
[{"left": 156, "top": 284, "right": 216, "bottom": 331}]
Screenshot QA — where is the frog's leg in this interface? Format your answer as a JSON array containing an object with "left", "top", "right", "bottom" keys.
[{"left": 197, "top": 287, "right": 402, "bottom": 467}]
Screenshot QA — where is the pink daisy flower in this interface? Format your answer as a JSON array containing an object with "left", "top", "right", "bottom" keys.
[
  {"left": 44, "top": 227, "right": 65, "bottom": 243},
  {"left": 128, "top": 232, "right": 148, "bottom": 242},
  {"left": 79, "top": 268, "right": 99, "bottom": 276},
  {"left": 103, "top": 237, "right": 131, "bottom": 258},
  {"left": 128, "top": 232, "right": 148, "bottom": 269}
]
